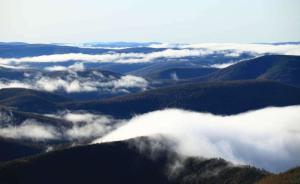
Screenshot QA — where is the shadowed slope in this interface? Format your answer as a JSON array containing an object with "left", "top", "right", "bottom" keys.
[
  {"left": 62, "top": 80, "right": 300, "bottom": 118},
  {"left": 204, "top": 55, "right": 300, "bottom": 87},
  {"left": 0, "top": 138, "right": 268, "bottom": 184}
]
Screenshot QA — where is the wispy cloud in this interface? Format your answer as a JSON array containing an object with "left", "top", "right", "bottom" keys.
[
  {"left": 0, "top": 80, "right": 33, "bottom": 89},
  {"left": 0, "top": 111, "right": 121, "bottom": 141},
  {"left": 44, "top": 62, "right": 85, "bottom": 71},
  {"left": 0, "top": 119, "right": 60, "bottom": 140},
  {"left": 210, "top": 62, "right": 238, "bottom": 68},
  {"left": 45, "top": 111, "right": 122, "bottom": 140}
]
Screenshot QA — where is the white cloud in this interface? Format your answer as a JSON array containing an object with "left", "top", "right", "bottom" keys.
[
  {"left": 0, "top": 64, "right": 28, "bottom": 69},
  {"left": 0, "top": 80, "right": 32, "bottom": 89},
  {"left": 63, "top": 112, "right": 102, "bottom": 123},
  {"left": 66, "top": 122, "right": 112, "bottom": 139},
  {"left": 93, "top": 106, "right": 300, "bottom": 173},
  {"left": 0, "top": 70, "right": 149, "bottom": 93},
  {"left": 210, "top": 62, "right": 237, "bottom": 68},
  {"left": 33, "top": 74, "right": 148, "bottom": 93},
  {"left": 1, "top": 49, "right": 206, "bottom": 64},
  {"left": 45, "top": 62, "right": 85, "bottom": 72},
  {"left": 0, "top": 119, "right": 59, "bottom": 140},
  {"left": 0, "top": 53, "right": 144, "bottom": 64},
  {"left": 0, "top": 48, "right": 241, "bottom": 65},
  {"left": 112, "top": 75, "right": 149, "bottom": 89},
  {"left": 45, "top": 111, "right": 121, "bottom": 140},
  {"left": 45, "top": 65, "right": 68, "bottom": 71},
  {"left": 35, "top": 77, "right": 98, "bottom": 93}
]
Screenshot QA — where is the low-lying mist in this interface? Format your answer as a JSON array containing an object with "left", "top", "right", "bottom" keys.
[{"left": 93, "top": 106, "right": 300, "bottom": 173}]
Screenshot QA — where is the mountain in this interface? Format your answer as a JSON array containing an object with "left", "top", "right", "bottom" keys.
[
  {"left": 0, "top": 43, "right": 108, "bottom": 58},
  {"left": 62, "top": 80, "right": 300, "bottom": 118},
  {"left": 257, "top": 167, "right": 300, "bottom": 184},
  {"left": 0, "top": 67, "right": 29, "bottom": 80},
  {"left": 0, "top": 138, "right": 42, "bottom": 162},
  {"left": 203, "top": 55, "right": 300, "bottom": 88},
  {"left": 0, "top": 138, "right": 269, "bottom": 184},
  {"left": 0, "top": 88, "right": 71, "bottom": 113},
  {"left": 128, "top": 52, "right": 252, "bottom": 76},
  {"left": 19, "top": 52, "right": 250, "bottom": 75},
  {"left": 69, "top": 41, "right": 160, "bottom": 48},
  {"left": 0, "top": 106, "right": 70, "bottom": 128},
  {"left": 144, "top": 67, "right": 219, "bottom": 81}
]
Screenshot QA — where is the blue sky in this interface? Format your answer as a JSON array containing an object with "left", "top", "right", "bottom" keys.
[{"left": 0, "top": 0, "right": 299, "bottom": 43}]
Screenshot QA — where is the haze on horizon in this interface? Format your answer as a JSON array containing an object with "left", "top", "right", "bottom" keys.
[{"left": 0, "top": 0, "right": 300, "bottom": 44}]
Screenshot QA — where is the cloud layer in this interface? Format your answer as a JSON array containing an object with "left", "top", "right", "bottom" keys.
[
  {"left": 94, "top": 106, "right": 300, "bottom": 173},
  {"left": 152, "top": 43, "right": 300, "bottom": 56},
  {"left": 1, "top": 43, "right": 299, "bottom": 66},
  {"left": 0, "top": 49, "right": 211, "bottom": 64}
]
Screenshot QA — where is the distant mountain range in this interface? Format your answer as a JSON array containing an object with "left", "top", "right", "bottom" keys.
[
  {"left": 58, "top": 42, "right": 161, "bottom": 48},
  {"left": 0, "top": 42, "right": 254, "bottom": 74},
  {"left": 0, "top": 42, "right": 164, "bottom": 58}
]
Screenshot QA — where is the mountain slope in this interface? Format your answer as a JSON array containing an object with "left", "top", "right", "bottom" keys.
[
  {"left": 0, "top": 106, "right": 70, "bottom": 127},
  {"left": 257, "top": 167, "right": 300, "bottom": 184},
  {"left": 0, "top": 43, "right": 164, "bottom": 58},
  {"left": 0, "top": 138, "right": 42, "bottom": 162},
  {"left": 62, "top": 80, "right": 300, "bottom": 118},
  {"left": 0, "top": 138, "right": 268, "bottom": 184},
  {"left": 144, "top": 67, "right": 219, "bottom": 80},
  {"left": 0, "top": 88, "right": 71, "bottom": 113},
  {"left": 0, "top": 67, "right": 151, "bottom": 101},
  {"left": 0, "top": 67, "right": 29, "bottom": 80},
  {"left": 204, "top": 55, "right": 300, "bottom": 87}
]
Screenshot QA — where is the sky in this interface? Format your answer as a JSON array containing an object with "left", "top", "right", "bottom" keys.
[{"left": 0, "top": 0, "right": 299, "bottom": 43}]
